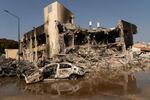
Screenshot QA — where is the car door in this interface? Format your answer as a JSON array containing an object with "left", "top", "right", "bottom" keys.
[
  {"left": 43, "top": 63, "right": 58, "bottom": 78},
  {"left": 57, "top": 63, "right": 72, "bottom": 78}
]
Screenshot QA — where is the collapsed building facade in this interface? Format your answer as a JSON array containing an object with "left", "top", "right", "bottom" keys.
[{"left": 20, "top": 1, "right": 137, "bottom": 65}]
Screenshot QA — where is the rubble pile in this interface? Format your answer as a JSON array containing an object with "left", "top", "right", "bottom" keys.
[
  {"left": 0, "top": 58, "right": 17, "bottom": 77},
  {"left": 52, "top": 45, "right": 150, "bottom": 81},
  {"left": 0, "top": 45, "right": 149, "bottom": 84},
  {"left": 17, "top": 61, "right": 38, "bottom": 77}
]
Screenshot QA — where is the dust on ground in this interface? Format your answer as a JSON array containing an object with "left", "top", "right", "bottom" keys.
[{"left": 1, "top": 71, "right": 150, "bottom": 100}]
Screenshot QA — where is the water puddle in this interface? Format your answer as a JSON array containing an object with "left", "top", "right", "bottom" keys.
[{"left": 0, "top": 71, "right": 150, "bottom": 100}]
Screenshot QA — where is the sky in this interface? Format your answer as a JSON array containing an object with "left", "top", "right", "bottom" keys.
[{"left": 0, "top": 0, "right": 150, "bottom": 42}]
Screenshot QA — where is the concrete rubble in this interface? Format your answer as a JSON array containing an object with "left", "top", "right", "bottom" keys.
[
  {"left": 0, "top": 44, "right": 149, "bottom": 84},
  {"left": 0, "top": 58, "right": 17, "bottom": 77},
  {"left": 52, "top": 45, "right": 149, "bottom": 81}
]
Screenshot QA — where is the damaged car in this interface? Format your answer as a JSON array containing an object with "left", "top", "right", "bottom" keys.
[
  {"left": 22, "top": 70, "right": 43, "bottom": 84},
  {"left": 17, "top": 61, "right": 43, "bottom": 84},
  {"left": 40, "top": 62, "right": 86, "bottom": 80}
]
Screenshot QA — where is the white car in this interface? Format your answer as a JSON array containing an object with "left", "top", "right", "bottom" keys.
[{"left": 39, "top": 62, "right": 85, "bottom": 80}]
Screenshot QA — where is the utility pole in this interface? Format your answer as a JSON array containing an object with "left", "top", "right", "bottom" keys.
[{"left": 4, "top": 10, "right": 21, "bottom": 65}]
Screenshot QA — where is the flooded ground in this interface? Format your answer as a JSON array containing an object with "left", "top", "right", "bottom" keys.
[{"left": 0, "top": 71, "right": 150, "bottom": 100}]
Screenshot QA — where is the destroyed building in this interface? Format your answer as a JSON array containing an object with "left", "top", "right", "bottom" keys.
[
  {"left": 3, "top": 1, "right": 149, "bottom": 85},
  {"left": 20, "top": 1, "right": 137, "bottom": 65}
]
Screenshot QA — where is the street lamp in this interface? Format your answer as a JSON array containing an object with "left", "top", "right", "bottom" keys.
[{"left": 4, "top": 10, "right": 20, "bottom": 64}]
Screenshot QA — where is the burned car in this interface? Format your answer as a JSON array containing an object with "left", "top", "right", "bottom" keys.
[
  {"left": 17, "top": 61, "right": 43, "bottom": 84},
  {"left": 22, "top": 70, "right": 43, "bottom": 84},
  {"left": 40, "top": 62, "right": 85, "bottom": 80}
]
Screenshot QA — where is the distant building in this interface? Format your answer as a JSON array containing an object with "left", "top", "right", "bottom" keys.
[
  {"left": 133, "top": 42, "right": 150, "bottom": 52},
  {"left": 5, "top": 49, "right": 18, "bottom": 59}
]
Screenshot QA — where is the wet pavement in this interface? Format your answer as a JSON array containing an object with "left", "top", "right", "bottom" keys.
[{"left": 0, "top": 71, "right": 150, "bottom": 100}]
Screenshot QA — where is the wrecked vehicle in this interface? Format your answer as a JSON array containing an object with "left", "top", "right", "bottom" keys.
[
  {"left": 0, "top": 58, "right": 43, "bottom": 84},
  {"left": 40, "top": 62, "right": 86, "bottom": 80},
  {"left": 17, "top": 61, "right": 43, "bottom": 84},
  {"left": 23, "top": 70, "right": 43, "bottom": 84}
]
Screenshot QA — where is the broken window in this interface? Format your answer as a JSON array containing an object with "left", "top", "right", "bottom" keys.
[
  {"left": 89, "top": 32, "right": 118, "bottom": 45},
  {"left": 74, "top": 33, "right": 88, "bottom": 45},
  {"left": 64, "top": 34, "right": 73, "bottom": 47},
  {"left": 32, "top": 37, "right": 35, "bottom": 48},
  {"left": 48, "top": 4, "right": 52, "bottom": 13},
  {"left": 60, "top": 64, "right": 71, "bottom": 69},
  {"left": 37, "top": 33, "right": 46, "bottom": 46},
  {"left": 57, "top": 23, "right": 64, "bottom": 33},
  {"left": 107, "top": 34, "right": 116, "bottom": 43},
  {"left": 89, "top": 33, "right": 108, "bottom": 45}
]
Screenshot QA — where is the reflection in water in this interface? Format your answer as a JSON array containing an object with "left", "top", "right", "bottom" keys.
[{"left": 0, "top": 74, "right": 140, "bottom": 99}]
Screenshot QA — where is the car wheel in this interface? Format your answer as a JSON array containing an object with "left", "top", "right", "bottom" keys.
[{"left": 69, "top": 74, "right": 78, "bottom": 80}]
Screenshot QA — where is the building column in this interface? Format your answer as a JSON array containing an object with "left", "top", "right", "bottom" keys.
[
  {"left": 87, "top": 34, "right": 90, "bottom": 51},
  {"left": 29, "top": 35, "right": 33, "bottom": 62},
  {"left": 34, "top": 27, "right": 38, "bottom": 67},
  {"left": 118, "top": 21, "right": 126, "bottom": 53},
  {"left": 72, "top": 34, "right": 75, "bottom": 48}
]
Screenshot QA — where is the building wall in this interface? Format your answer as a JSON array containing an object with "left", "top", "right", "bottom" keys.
[
  {"left": 5, "top": 49, "right": 18, "bottom": 59},
  {"left": 57, "top": 2, "right": 74, "bottom": 24},
  {"left": 20, "top": 25, "right": 46, "bottom": 63},
  {"left": 20, "top": 1, "right": 74, "bottom": 62},
  {"left": 44, "top": 1, "right": 74, "bottom": 58}
]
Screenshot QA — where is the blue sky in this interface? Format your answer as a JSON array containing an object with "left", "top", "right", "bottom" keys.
[{"left": 0, "top": 0, "right": 149, "bottom": 42}]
